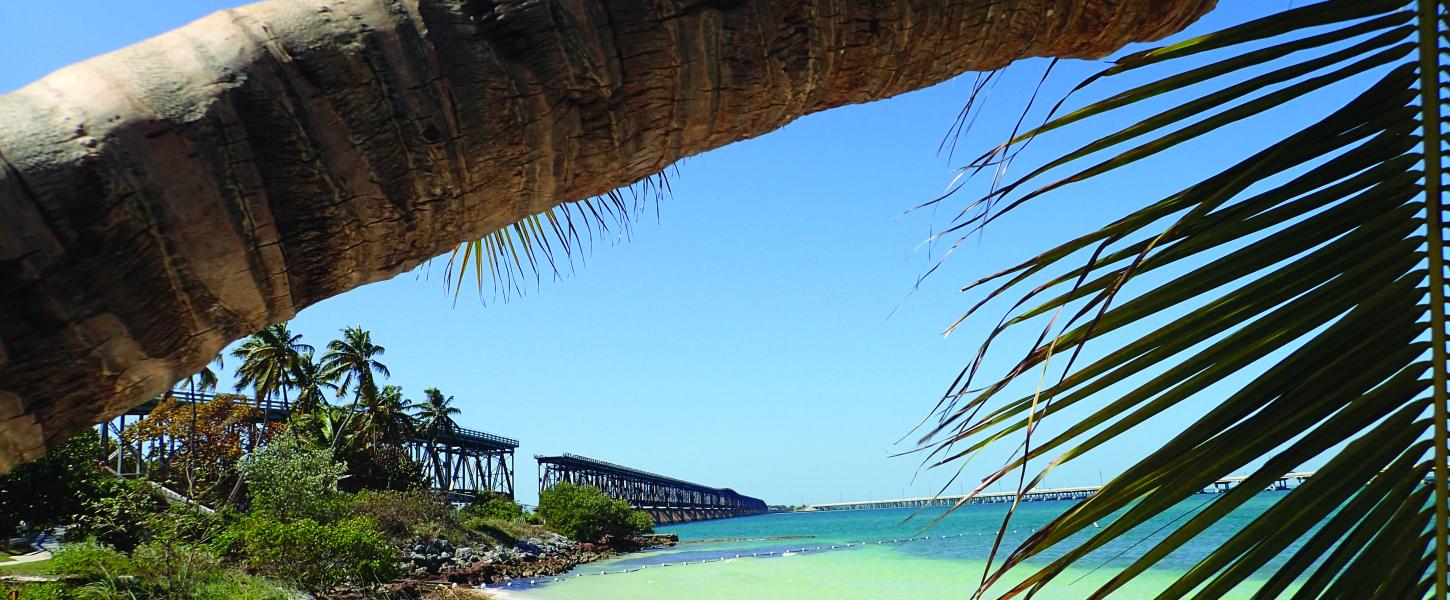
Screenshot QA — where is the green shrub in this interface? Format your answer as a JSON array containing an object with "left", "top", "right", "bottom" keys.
[
  {"left": 346, "top": 489, "right": 452, "bottom": 542},
  {"left": 193, "top": 572, "right": 294, "bottom": 600},
  {"left": 0, "top": 431, "right": 105, "bottom": 545},
  {"left": 66, "top": 479, "right": 165, "bottom": 551},
  {"left": 221, "top": 515, "right": 400, "bottom": 592},
  {"left": 132, "top": 541, "right": 222, "bottom": 597},
  {"left": 49, "top": 540, "right": 134, "bottom": 580},
  {"left": 535, "top": 483, "right": 654, "bottom": 543},
  {"left": 146, "top": 506, "right": 230, "bottom": 547},
  {"left": 461, "top": 494, "right": 526, "bottom": 522},
  {"left": 238, "top": 445, "right": 344, "bottom": 522},
  {"left": 16, "top": 582, "right": 67, "bottom": 600}
]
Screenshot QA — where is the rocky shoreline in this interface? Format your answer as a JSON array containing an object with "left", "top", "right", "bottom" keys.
[{"left": 382, "top": 533, "right": 679, "bottom": 595}]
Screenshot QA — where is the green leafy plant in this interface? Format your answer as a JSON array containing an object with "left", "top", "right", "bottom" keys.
[
  {"left": 461, "top": 493, "right": 527, "bottom": 522},
  {"left": 346, "top": 489, "right": 453, "bottom": 542},
  {"left": 219, "top": 515, "right": 399, "bottom": 593},
  {"left": 66, "top": 480, "right": 164, "bottom": 552},
  {"left": 191, "top": 573, "right": 293, "bottom": 600},
  {"left": 917, "top": 0, "right": 1450, "bottom": 596},
  {"left": 131, "top": 541, "right": 222, "bottom": 599},
  {"left": 17, "top": 582, "right": 69, "bottom": 600},
  {"left": 238, "top": 444, "right": 343, "bottom": 523},
  {"left": 536, "top": 483, "right": 654, "bottom": 543},
  {"left": 0, "top": 431, "right": 104, "bottom": 548},
  {"left": 48, "top": 541, "right": 134, "bottom": 580}
]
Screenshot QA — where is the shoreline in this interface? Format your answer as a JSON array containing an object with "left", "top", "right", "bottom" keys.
[{"left": 384, "top": 533, "right": 680, "bottom": 597}]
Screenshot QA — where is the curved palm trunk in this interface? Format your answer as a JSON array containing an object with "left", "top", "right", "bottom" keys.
[{"left": 0, "top": 0, "right": 1215, "bottom": 471}]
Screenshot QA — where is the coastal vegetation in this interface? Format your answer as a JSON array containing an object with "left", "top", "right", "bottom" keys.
[
  {"left": 0, "top": 325, "right": 657, "bottom": 599},
  {"left": 535, "top": 484, "right": 655, "bottom": 544}
]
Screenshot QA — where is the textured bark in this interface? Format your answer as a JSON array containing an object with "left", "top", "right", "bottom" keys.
[{"left": 0, "top": 0, "right": 1215, "bottom": 472}]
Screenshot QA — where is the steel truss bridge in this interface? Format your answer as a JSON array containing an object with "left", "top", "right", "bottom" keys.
[
  {"left": 100, "top": 388, "right": 517, "bottom": 500},
  {"left": 536, "top": 453, "right": 767, "bottom": 524},
  {"left": 802, "top": 472, "right": 1318, "bottom": 512}
]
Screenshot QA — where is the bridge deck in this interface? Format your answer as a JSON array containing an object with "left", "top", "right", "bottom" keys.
[
  {"left": 537, "top": 453, "right": 767, "bottom": 524},
  {"left": 536, "top": 453, "right": 744, "bottom": 496}
]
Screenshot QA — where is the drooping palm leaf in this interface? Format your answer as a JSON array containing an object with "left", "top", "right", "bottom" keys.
[
  {"left": 918, "top": 0, "right": 1449, "bottom": 597},
  {"left": 442, "top": 170, "right": 670, "bottom": 303}
]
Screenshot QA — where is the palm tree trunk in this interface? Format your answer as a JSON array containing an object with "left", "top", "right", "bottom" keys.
[{"left": 0, "top": 0, "right": 1216, "bottom": 472}]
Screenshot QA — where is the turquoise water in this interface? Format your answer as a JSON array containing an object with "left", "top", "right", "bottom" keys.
[{"left": 493, "top": 492, "right": 1299, "bottom": 599}]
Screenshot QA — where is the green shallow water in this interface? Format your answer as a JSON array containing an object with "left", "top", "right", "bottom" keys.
[{"left": 496, "top": 492, "right": 1297, "bottom": 599}]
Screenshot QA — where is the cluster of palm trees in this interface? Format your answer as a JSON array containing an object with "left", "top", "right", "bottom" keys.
[{"left": 185, "top": 323, "right": 465, "bottom": 489}]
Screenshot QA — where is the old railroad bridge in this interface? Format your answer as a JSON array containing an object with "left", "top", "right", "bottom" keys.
[
  {"left": 105, "top": 389, "right": 518, "bottom": 500},
  {"left": 537, "top": 453, "right": 768, "bottom": 523},
  {"left": 102, "top": 389, "right": 767, "bottom": 523},
  {"left": 802, "top": 471, "right": 1317, "bottom": 512}
]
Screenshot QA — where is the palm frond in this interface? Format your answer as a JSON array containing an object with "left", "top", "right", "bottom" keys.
[
  {"left": 918, "top": 0, "right": 1449, "bottom": 596},
  {"left": 441, "top": 170, "right": 671, "bottom": 303}
]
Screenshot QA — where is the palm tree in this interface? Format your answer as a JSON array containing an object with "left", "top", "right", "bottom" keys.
[
  {"left": 231, "top": 323, "right": 312, "bottom": 421},
  {"left": 290, "top": 406, "right": 365, "bottom": 462},
  {"left": 411, "top": 387, "right": 462, "bottom": 487},
  {"left": 321, "top": 326, "right": 390, "bottom": 405},
  {"left": 412, "top": 387, "right": 461, "bottom": 440},
  {"left": 354, "top": 384, "right": 414, "bottom": 448},
  {"left": 291, "top": 352, "right": 338, "bottom": 415},
  {"left": 0, "top": 0, "right": 1217, "bottom": 473},
  {"left": 914, "top": 1, "right": 1450, "bottom": 597},
  {"left": 189, "top": 355, "right": 222, "bottom": 397}
]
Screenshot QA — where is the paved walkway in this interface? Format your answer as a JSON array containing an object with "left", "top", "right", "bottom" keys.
[{"left": 3, "top": 550, "right": 51, "bottom": 565}]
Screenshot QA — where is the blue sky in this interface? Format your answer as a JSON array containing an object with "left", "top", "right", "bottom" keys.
[{"left": 3, "top": 2, "right": 1350, "bottom": 506}]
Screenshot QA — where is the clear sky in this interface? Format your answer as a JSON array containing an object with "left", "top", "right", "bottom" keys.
[{"left": 3, "top": 1, "right": 1348, "bottom": 506}]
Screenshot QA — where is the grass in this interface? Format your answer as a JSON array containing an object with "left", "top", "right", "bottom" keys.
[
  {"left": 0, "top": 558, "right": 52, "bottom": 577},
  {"left": 460, "top": 518, "right": 554, "bottom": 547}
]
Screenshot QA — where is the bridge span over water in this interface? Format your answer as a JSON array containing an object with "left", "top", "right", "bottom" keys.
[
  {"left": 803, "top": 471, "right": 1316, "bottom": 512},
  {"left": 536, "top": 453, "right": 767, "bottom": 524}
]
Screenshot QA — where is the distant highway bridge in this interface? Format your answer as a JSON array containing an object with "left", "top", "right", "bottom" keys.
[
  {"left": 101, "top": 388, "right": 518, "bottom": 500},
  {"left": 537, "top": 453, "right": 767, "bottom": 524},
  {"left": 803, "top": 471, "right": 1316, "bottom": 512}
]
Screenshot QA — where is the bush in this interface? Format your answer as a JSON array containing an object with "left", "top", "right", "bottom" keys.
[
  {"left": 341, "top": 445, "right": 427, "bottom": 493},
  {"left": 535, "top": 484, "right": 654, "bottom": 543},
  {"left": 146, "top": 506, "right": 231, "bottom": 547},
  {"left": 15, "top": 582, "right": 66, "bottom": 600},
  {"left": 238, "top": 445, "right": 343, "bottom": 522},
  {"left": 347, "top": 489, "right": 452, "bottom": 542},
  {"left": 132, "top": 540, "right": 223, "bottom": 597},
  {"left": 220, "top": 515, "right": 400, "bottom": 592},
  {"left": 0, "top": 431, "right": 105, "bottom": 545},
  {"left": 49, "top": 540, "right": 134, "bottom": 580},
  {"left": 193, "top": 572, "right": 294, "bottom": 600},
  {"left": 461, "top": 494, "right": 526, "bottom": 522},
  {"left": 66, "top": 479, "right": 165, "bottom": 551}
]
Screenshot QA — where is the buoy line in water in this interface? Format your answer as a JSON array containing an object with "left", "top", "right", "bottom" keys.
[{"left": 486, "top": 531, "right": 991, "bottom": 589}]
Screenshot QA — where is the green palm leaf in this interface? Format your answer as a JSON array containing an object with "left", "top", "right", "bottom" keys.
[
  {"left": 442, "top": 171, "right": 669, "bottom": 303},
  {"left": 919, "top": 0, "right": 1450, "bottom": 597}
]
